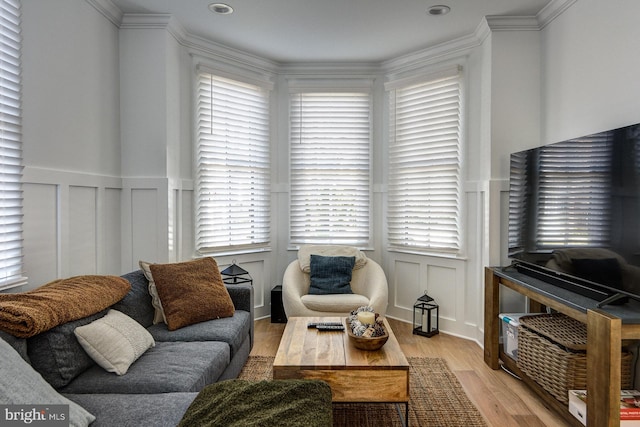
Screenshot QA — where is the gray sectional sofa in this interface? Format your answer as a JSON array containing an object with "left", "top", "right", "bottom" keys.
[{"left": 0, "top": 269, "right": 254, "bottom": 427}]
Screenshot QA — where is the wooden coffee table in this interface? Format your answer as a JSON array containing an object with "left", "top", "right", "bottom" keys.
[{"left": 273, "top": 316, "right": 410, "bottom": 426}]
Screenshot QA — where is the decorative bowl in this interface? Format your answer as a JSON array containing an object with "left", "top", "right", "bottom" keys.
[{"left": 346, "top": 318, "right": 389, "bottom": 351}]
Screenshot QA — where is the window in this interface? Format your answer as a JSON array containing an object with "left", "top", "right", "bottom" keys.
[
  {"left": 535, "top": 135, "right": 613, "bottom": 248},
  {"left": 289, "top": 91, "right": 371, "bottom": 246},
  {"left": 195, "top": 72, "right": 271, "bottom": 253},
  {"left": 507, "top": 150, "right": 528, "bottom": 255},
  {"left": 0, "top": 0, "right": 24, "bottom": 289},
  {"left": 386, "top": 67, "right": 462, "bottom": 253}
]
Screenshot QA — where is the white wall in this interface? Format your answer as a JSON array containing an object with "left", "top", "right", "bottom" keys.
[
  {"left": 21, "top": 0, "right": 122, "bottom": 289},
  {"left": 541, "top": 0, "right": 640, "bottom": 143},
  {"left": 22, "top": 0, "right": 121, "bottom": 176}
]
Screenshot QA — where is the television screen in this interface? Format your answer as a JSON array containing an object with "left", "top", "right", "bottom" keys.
[{"left": 508, "top": 122, "right": 640, "bottom": 304}]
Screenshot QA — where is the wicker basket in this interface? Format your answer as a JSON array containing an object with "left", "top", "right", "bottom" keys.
[{"left": 516, "top": 313, "right": 633, "bottom": 405}]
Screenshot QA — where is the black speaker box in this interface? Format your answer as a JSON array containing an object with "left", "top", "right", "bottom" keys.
[{"left": 271, "top": 285, "right": 287, "bottom": 323}]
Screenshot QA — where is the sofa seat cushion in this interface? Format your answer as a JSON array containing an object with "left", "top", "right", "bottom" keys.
[
  {"left": 148, "top": 310, "right": 250, "bottom": 358},
  {"left": 65, "top": 392, "right": 197, "bottom": 427},
  {"left": 301, "top": 293, "right": 370, "bottom": 312},
  {"left": 60, "top": 341, "right": 230, "bottom": 394}
]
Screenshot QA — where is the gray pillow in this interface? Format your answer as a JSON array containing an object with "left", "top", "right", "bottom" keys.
[
  {"left": 28, "top": 310, "right": 106, "bottom": 388},
  {"left": 0, "top": 337, "right": 95, "bottom": 427},
  {"left": 308, "top": 255, "right": 355, "bottom": 295},
  {"left": 0, "top": 330, "right": 29, "bottom": 363},
  {"left": 114, "top": 269, "right": 156, "bottom": 327}
]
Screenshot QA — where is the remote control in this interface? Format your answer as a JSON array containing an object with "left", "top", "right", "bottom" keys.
[
  {"left": 307, "top": 322, "right": 343, "bottom": 328},
  {"left": 316, "top": 324, "right": 345, "bottom": 331}
]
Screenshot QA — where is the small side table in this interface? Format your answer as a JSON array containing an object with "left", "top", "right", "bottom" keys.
[{"left": 271, "top": 285, "right": 287, "bottom": 323}]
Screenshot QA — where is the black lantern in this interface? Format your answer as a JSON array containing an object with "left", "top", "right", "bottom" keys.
[
  {"left": 413, "top": 293, "right": 439, "bottom": 337},
  {"left": 220, "top": 260, "right": 252, "bottom": 286}
]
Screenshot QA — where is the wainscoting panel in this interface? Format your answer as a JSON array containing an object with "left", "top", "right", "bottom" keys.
[
  {"left": 217, "top": 255, "right": 270, "bottom": 320},
  {"left": 68, "top": 186, "right": 98, "bottom": 276},
  {"left": 103, "top": 188, "right": 122, "bottom": 274},
  {"left": 21, "top": 167, "right": 124, "bottom": 290},
  {"left": 387, "top": 253, "right": 467, "bottom": 336},
  {"left": 22, "top": 183, "right": 59, "bottom": 289},
  {"left": 425, "top": 264, "right": 458, "bottom": 322},
  {"left": 180, "top": 189, "right": 194, "bottom": 260},
  {"left": 130, "top": 188, "right": 161, "bottom": 266},
  {"left": 463, "top": 184, "right": 488, "bottom": 342},
  {"left": 392, "top": 260, "right": 422, "bottom": 311}
]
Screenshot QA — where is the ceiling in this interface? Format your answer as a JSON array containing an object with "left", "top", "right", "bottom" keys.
[{"left": 109, "top": 0, "right": 552, "bottom": 63}]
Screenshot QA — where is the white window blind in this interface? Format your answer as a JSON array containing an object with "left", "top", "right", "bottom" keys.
[
  {"left": 0, "top": 0, "right": 24, "bottom": 289},
  {"left": 195, "top": 72, "right": 270, "bottom": 253},
  {"left": 536, "top": 135, "right": 613, "bottom": 248},
  {"left": 289, "top": 91, "right": 371, "bottom": 246},
  {"left": 507, "top": 150, "right": 528, "bottom": 255},
  {"left": 387, "top": 70, "right": 462, "bottom": 253}
]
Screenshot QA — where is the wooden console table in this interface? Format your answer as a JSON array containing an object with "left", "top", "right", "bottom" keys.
[{"left": 484, "top": 266, "right": 640, "bottom": 427}]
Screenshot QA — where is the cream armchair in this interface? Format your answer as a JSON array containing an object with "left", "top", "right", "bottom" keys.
[{"left": 282, "top": 245, "right": 388, "bottom": 317}]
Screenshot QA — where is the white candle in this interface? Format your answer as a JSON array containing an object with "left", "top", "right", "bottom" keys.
[{"left": 357, "top": 311, "right": 375, "bottom": 325}]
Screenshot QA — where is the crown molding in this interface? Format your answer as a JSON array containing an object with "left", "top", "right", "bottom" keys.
[
  {"left": 483, "top": 0, "right": 577, "bottom": 33},
  {"left": 91, "top": 0, "right": 578, "bottom": 77},
  {"left": 537, "top": 0, "right": 578, "bottom": 29},
  {"left": 381, "top": 32, "right": 479, "bottom": 75},
  {"left": 115, "top": 12, "right": 278, "bottom": 75},
  {"left": 484, "top": 15, "right": 540, "bottom": 31},
  {"left": 120, "top": 13, "right": 188, "bottom": 42},
  {"left": 278, "top": 62, "right": 381, "bottom": 76},
  {"left": 185, "top": 33, "right": 280, "bottom": 76},
  {"left": 85, "top": 0, "right": 123, "bottom": 27}
]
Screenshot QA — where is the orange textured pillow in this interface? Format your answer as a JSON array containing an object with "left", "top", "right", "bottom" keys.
[{"left": 148, "top": 258, "right": 235, "bottom": 331}]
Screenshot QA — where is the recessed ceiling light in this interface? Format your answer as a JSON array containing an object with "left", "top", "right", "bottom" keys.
[
  {"left": 427, "top": 5, "right": 451, "bottom": 16},
  {"left": 209, "top": 3, "right": 234, "bottom": 15}
]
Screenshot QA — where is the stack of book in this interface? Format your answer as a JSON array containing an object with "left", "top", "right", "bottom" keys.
[{"left": 568, "top": 390, "right": 640, "bottom": 426}]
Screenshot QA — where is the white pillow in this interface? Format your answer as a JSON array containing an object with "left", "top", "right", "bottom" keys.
[
  {"left": 139, "top": 260, "right": 167, "bottom": 324},
  {"left": 0, "top": 337, "right": 95, "bottom": 427},
  {"left": 74, "top": 309, "right": 155, "bottom": 375},
  {"left": 298, "top": 245, "right": 368, "bottom": 273}
]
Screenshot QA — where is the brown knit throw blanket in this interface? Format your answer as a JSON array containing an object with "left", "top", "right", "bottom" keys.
[{"left": 0, "top": 275, "right": 131, "bottom": 338}]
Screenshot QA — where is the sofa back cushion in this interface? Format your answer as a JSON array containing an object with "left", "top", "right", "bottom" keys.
[
  {"left": 27, "top": 311, "right": 106, "bottom": 389},
  {"left": 112, "top": 270, "right": 155, "bottom": 328}
]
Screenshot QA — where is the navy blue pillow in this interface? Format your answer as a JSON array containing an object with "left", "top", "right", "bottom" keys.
[{"left": 309, "top": 255, "right": 356, "bottom": 295}]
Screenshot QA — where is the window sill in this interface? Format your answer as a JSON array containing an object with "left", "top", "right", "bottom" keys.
[
  {"left": 386, "top": 247, "right": 468, "bottom": 261},
  {"left": 0, "top": 277, "right": 28, "bottom": 292}
]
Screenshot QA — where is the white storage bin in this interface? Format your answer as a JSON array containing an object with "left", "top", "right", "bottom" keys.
[{"left": 499, "top": 313, "right": 528, "bottom": 360}]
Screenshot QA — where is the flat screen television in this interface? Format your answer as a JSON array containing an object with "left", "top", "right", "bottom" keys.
[{"left": 508, "top": 122, "right": 640, "bottom": 306}]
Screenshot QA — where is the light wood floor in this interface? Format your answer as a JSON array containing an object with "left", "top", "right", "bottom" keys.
[{"left": 250, "top": 317, "right": 571, "bottom": 427}]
